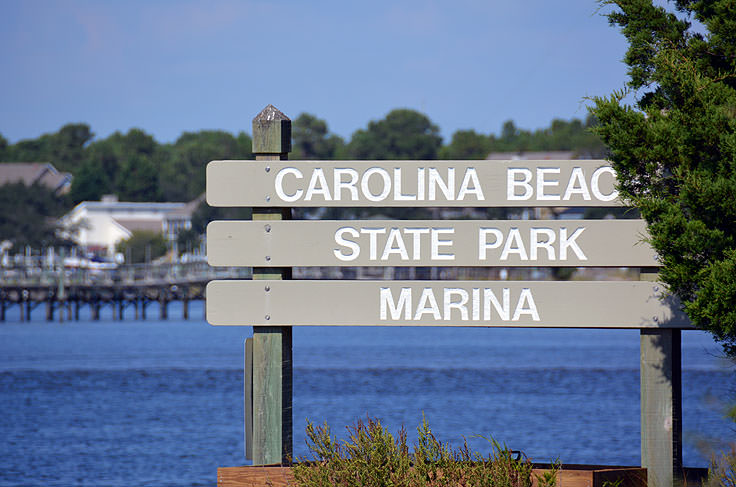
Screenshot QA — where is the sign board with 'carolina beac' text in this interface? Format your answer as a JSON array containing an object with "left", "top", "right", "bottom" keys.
[{"left": 206, "top": 160, "right": 621, "bottom": 207}]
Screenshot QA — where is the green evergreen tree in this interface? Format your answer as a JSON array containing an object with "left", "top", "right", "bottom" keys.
[
  {"left": 0, "top": 182, "right": 70, "bottom": 248},
  {"left": 590, "top": 0, "right": 736, "bottom": 354},
  {"left": 347, "top": 109, "right": 442, "bottom": 160},
  {"left": 291, "top": 113, "right": 345, "bottom": 160}
]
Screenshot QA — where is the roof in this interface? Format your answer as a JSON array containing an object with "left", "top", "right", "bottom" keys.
[
  {"left": 113, "top": 218, "right": 165, "bottom": 234},
  {"left": 486, "top": 150, "right": 578, "bottom": 160},
  {"left": 0, "top": 162, "right": 72, "bottom": 194},
  {"left": 73, "top": 200, "right": 187, "bottom": 213}
]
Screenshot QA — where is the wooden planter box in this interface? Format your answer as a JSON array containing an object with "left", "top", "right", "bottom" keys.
[{"left": 218, "top": 464, "right": 707, "bottom": 487}]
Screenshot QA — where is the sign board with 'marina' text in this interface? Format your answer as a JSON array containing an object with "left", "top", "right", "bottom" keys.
[{"left": 206, "top": 280, "right": 689, "bottom": 328}]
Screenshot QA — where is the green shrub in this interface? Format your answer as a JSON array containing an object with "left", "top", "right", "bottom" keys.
[{"left": 293, "top": 416, "right": 546, "bottom": 487}]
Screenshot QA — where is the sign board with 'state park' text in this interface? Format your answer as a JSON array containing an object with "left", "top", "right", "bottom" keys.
[{"left": 207, "top": 219, "right": 657, "bottom": 267}]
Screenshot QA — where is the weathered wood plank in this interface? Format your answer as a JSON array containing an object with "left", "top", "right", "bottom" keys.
[
  {"left": 641, "top": 329, "right": 683, "bottom": 487},
  {"left": 216, "top": 465, "right": 651, "bottom": 487},
  {"left": 206, "top": 280, "right": 692, "bottom": 328},
  {"left": 208, "top": 219, "right": 657, "bottom": 268},
  {"left": 250, "top": 104, "right": 293, "bottom": 466},
  {"left": 244, "top": 337, "right": 253, "bottom": 461},
  {"left": 207, "top": 159, "right": 622, "bottom": 207}
]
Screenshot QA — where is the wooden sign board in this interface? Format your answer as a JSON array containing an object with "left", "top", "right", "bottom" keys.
[
  {"left": 206, "top": 160, "right": 622, "bottom": 207},
  {"left": 206, "top": 280, "right": 691, "bottom": 328},
  {"left": 207, "top": 219, "right": 657, "bottom": 268}
]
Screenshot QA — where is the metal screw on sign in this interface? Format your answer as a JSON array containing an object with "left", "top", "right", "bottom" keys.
[
  {"left": 265, "top": 286, "right": 270, "bottom": 292},
  {"left": 265, "top": 195, "right": 271, "bottom": 202},
  {"left": 265, "top": 166, "right": 270, "bottom": 173},
  {"left": 265, "top": 224, "right": 271, "bottom": 233},
  {"left": 265, "top": 315, "right": 270, "bottom": 320},
  {"left": 265, "top": 256, "right": 271, "bottom": 262}
]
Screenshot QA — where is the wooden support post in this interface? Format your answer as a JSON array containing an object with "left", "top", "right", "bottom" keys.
[
  {"left": 245, "top": 337, "right": 253, "bottom": 461},
  {"left": 142, "top": 300, "right": 147, "bottom": 320},
  {"left": 92, "top": 300, "right": 100, "bottom": 321},
  {"left": 183, "top": 295, "right": 189, "bottom": 320},
  {"left": 251, "top": 104, "right": 293, "bottom": 466},
  {"left": 118, "top": 300, "right": 125, "bottom": 321},
  {"left": 46, "top": 298, "right": 53, "bottom": 321},
  {"left": 640, "top": 268, "right": 682, "bottom": 487},
  {"left": 0, "top": 298, "right": 5, "bottom": 321},
  {"left": 74, "top": 300, "right": 80, "bottom": 320},
  {"left": 25, "top": 298, "right": 32, "bottom": 321},
  {"left": 160, "top": 296, "right": 168, "bottom": 320},
  {"left": 58, "top": 248, "right": 65, "bottom": 323}
]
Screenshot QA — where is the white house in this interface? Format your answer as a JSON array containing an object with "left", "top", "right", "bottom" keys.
[{"left": 63, "top": 195, "right": 196, "bottom": 257}]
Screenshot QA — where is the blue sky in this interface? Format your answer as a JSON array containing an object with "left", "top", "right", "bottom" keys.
[{"left": 0, "top": 0, "right": 632, "bottom": 144}]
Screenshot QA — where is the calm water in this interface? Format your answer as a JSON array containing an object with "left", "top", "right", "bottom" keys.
[{"left": 0, "top": 301, "right": 733, "bottom": 487}]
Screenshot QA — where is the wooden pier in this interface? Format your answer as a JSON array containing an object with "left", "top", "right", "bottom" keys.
[{"left": 0, "top": 261, "right": 248, "bottom": 321}]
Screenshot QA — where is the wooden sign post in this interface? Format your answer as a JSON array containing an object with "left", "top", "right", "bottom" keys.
[
  {"left": 250, "top": 105, "right": 292, "bottom": 466},
  {"left": 207, "top": 105, "right": 688, "bottom": 487}
]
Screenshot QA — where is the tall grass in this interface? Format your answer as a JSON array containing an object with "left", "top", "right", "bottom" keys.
[{"left": 293, "top": 416, "right": 554, "bottom": 487}]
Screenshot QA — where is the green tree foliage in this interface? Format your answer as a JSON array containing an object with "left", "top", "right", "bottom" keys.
[
  {"left": 0, "top": 182, "right": 70, "bottom": 248},
  {"left": 115, "top": 230, "right": 168, "bottom": 264},
  {"left": 159, "top": 130, "right": 251, "bottom": 202},
  {"left": 347, "top": 109, "right": 443, "bottom": 160},
  {"left": 1, "top": 123, "right": 93, "bottom": 173},
  {"left": 292, "top": 113, "right": 346, "bottom": 160},
  {"left": 439, "top": 129, "right": 492, "bottom": 159},
  {"left": 70, "top": 128, "right": 162, "bottom": 204},
  {"left": 590, "top": 0, "right": 736, "bottom": 354},
  {"left": 0, "top": 134, "right": 8, "bottom": 158},
  {"left": 441, "top": 116, "right": 606, "bottom": 159}
]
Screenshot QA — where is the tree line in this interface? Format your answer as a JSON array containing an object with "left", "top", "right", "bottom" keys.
[
  {"left": 0, "top": 110, "right": 606, "bottom": 206},
  {"left": 0, "top": 110, "right": 605, "bottom": 249}
]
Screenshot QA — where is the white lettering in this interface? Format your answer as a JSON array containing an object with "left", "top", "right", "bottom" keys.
[
  {"left": 414, "top": 288, "right": 442, "bottom": 320},
  {"left": 381, "top": 228, "right": 410, "bottom": 260},
  {"left": 457, "top": 168, "right": 485, "bottom": 201},
  {"left": 274, "top": 167, "right": 303, "bottom": 202},
  {"left": 380, "top": 287, "right": 412, "bottom": 320},
  {"left": 559, "top": 227, "right": 587, "bottom": 261},
  {"left": 334, "top": 168, "right": 359, "bottom": 201},
  {"left": 360, "top": 227, "right": 387, "bottom": 260},
  {"left": 404, "top": 228, "right": 430, "bottom": 260},
  {"left": 500, "top": 228, "right": 528, "bottom": 261},
  {"left": 507, "top": 168, "right": 533, "bottom": 200},
  {"left": 484, "top": 288, "right": 510, "bottom": 321},
  {"left": 530, "top": 228, "right": 556, "bottom": 260},
  {"left": 428, "top": 168, "right": 454, "bottom": 201},
  {"left": 333, "top": 227, "right": 360, "bottom": 261},
  {"left": 361, "top": 168, "right": 391, "bottom": 202},
  {"left": 444, "top": 288, "right": 469, "bottom": 321},
  {"left": 393, "top": 168, "right": 416, "bottom": 201},
  {"left": 591, "top": 166, "right": 618, "bottom": 202},
  {"left": 304, "top": 168, "right": 332, "bottom": 201},
  {"left": 478, "top": 228, "right": 504, "bottom": 260},
  {"left": 563, "top": 167, "right": 591, "bottom": 201},
  {"left": 537, "top": 167, "right": 561, "bottom": 201},
  {"left": 379, "top": 287, "right": 540, "bottom": 322},
  {"left": 513, "top": 288, "right": 540, "bottom": 321},
  {"left": 431, "top": 228, "right": 455, "bottom": 261}
]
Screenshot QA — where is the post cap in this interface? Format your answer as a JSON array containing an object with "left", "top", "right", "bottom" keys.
[{"left": 252, "top": 105, "right": 291, "bottom": 154}]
